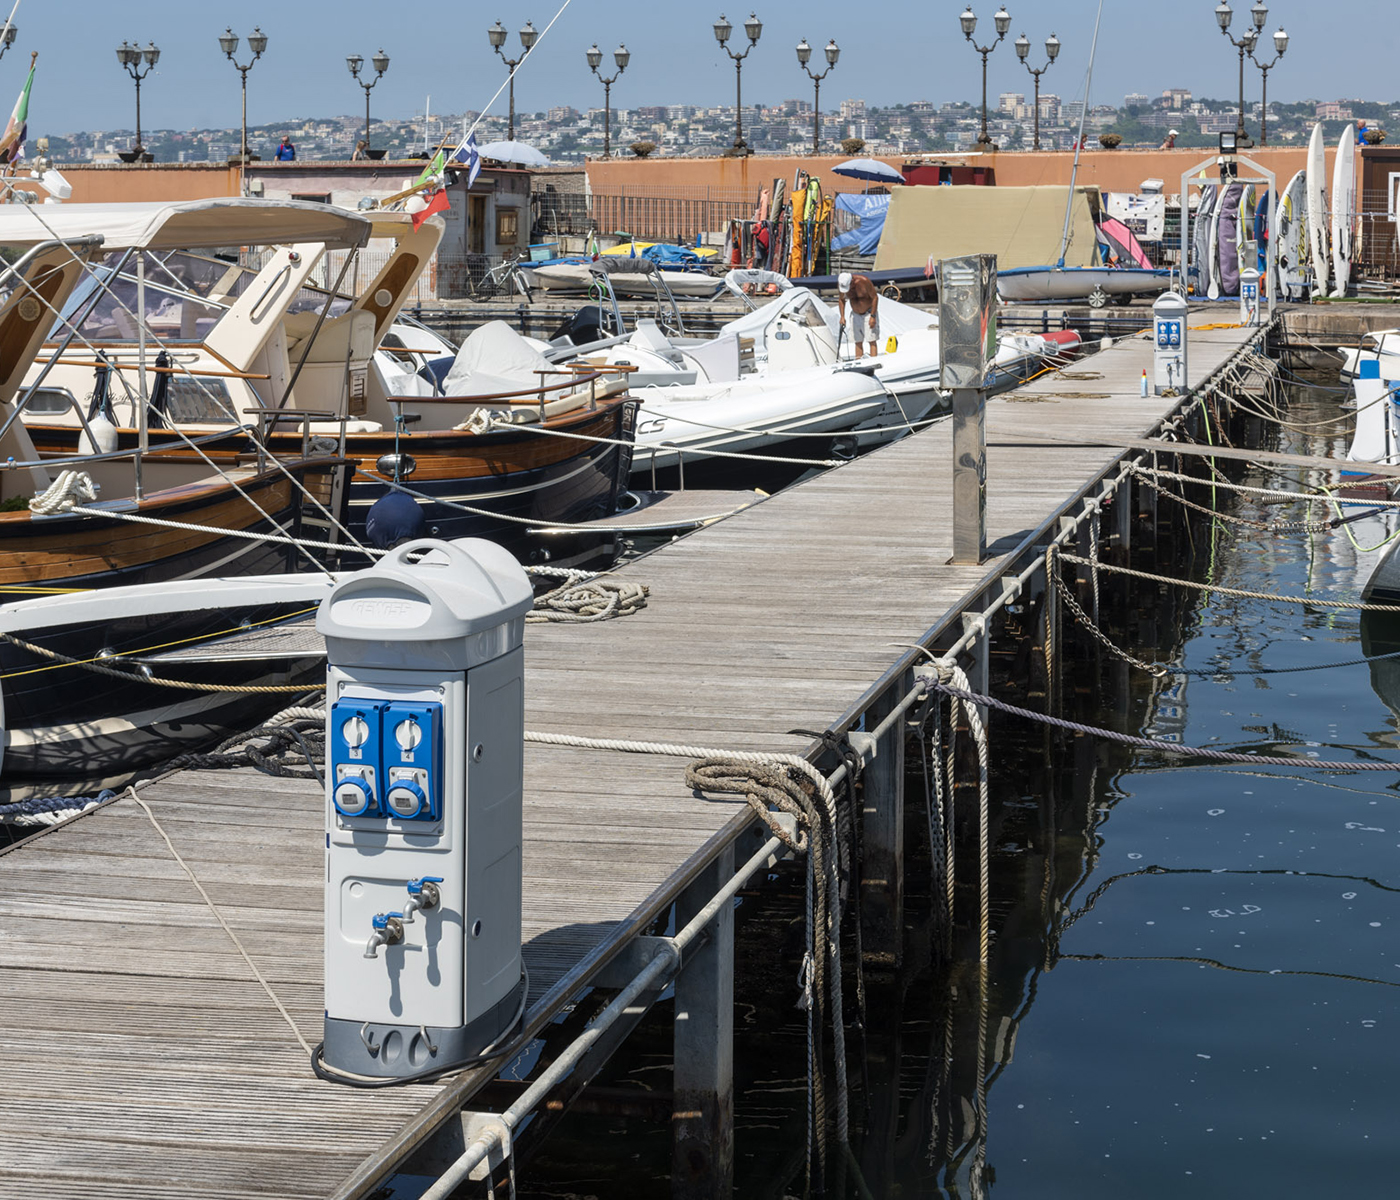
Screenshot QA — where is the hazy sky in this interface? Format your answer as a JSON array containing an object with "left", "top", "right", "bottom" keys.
[{"left": 7, "top": 0, "right": 1389, "bottom": 136}]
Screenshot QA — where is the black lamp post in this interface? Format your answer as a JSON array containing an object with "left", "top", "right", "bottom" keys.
[
  {"left": 1216, "top": 0, "right": 1265, "bottom": 148},
  {"left": 116, "top": 40, "right": 160, "bottom": 162},
  {"left": 714, "top": 13, "right": 762, "bottom": 156},
  {"left": 586, "top": 42, "right": 629, "bottom": 157},
  {"left": 1249, "top": 25, "right": 1289, "bottom": 147},
  {"left": 489, "top": 19, "right": 538, "bottom": 142},
  {"left": 1014, "top": 31, "right": 1059, "bottom": 151},
  {"left": 0, "top": 21, "right": 19, "bottom": 62},
  {"left": 219, "top": 27, "right": 268, "bottom": 164},
  {"left": 347, "top": 49, "right": 390, "bottom": 159},
  {"left": 795, "top": 37, "right": 839, "bottom": 154},
  {"left": 960, "top": 7, "right": 1011, "bottom": 147}
]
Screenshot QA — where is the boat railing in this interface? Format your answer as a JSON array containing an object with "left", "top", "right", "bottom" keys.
[
  {"left": 382, "top": 363, "right": 639, "bottom": 423},
  {"left": 1, "top": 423, "right": 265, "bottom": 474}
]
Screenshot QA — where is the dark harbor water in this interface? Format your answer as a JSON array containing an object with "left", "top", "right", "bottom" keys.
[{"left": 494, "top": 362, "right": 1400, "bottom": 1199}]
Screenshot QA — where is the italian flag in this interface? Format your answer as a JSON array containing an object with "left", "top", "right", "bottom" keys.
[{"left": 0, "top": 53, "right": 33, "bottom": 166}]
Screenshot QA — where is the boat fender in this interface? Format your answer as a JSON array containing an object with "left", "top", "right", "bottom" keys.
[
  {"left": 885, "top": 335, "right": 899, "bottom": 354},
  {"left": 78, "top": 414, "right": 119, "bottom": 456}
]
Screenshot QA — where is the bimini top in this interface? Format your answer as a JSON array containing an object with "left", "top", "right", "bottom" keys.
[{"left": 0, "top": 197, "right": 373, "bottom": 252}]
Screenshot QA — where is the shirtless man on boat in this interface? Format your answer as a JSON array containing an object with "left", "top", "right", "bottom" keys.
[{"left": 837, "top": 271, "right": 879, "bottom": 359}]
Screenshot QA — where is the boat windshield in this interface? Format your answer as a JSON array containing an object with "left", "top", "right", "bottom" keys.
[{"left": 51, "top": 249, "right": 353, "bottom": 344}]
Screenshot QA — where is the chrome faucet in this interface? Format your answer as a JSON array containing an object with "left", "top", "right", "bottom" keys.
[
  {"left": 401, "top": 876, "right": 443, "bottom": 924},
  {"left": 364, "top": 912, "right": 405, "bottom": 959}
]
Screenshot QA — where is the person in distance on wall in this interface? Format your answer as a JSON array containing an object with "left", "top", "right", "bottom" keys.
[
  {"left": 837, "top": 271, "right": 880, "bottom": 360},
  {"left": 351, "top": 139, "right": 368, "bottom": 161},
  {"left": 275, "top": 135, "right": 296, "bottom": 161},
  {"left": 1159, "top": 128, "right": 1179, "bottom": 150}
]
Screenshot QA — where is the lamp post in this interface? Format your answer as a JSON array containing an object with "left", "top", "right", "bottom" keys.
[
  {"left": 347, "top": 49, "right": 390, "bottom": 158},
  {"left": 219, "top": 27, "right": 268, "bottom": 164},
  {"left": 960, "top": 7, "right": 1012, "bottom": 147},
  {"left": 1014, "top": 31, "right": 1059, "bottom": 151},
  {"left": 0, "top": 20, "right": 18, "bottom": 62},
  {"left": 795, "top": 37, "right": 839, "bottom": 154},
  {"left": 714, "top": 13, "right": 762, "bottom": 156},
  {"left": 489, "top": 19, "right": 538, "bottom": 142},
  {"left": 586, "top": 42, "right": 629, "bottom": 157},
  {"left": 1216, "top": 0, "right": 1265, "bottom": 148},
  {"left": 115, "top": 40, "right": 160, "bottom": 162},
  {"left": 1249, "top": 25, "right": 1289, "bottom": 147}
]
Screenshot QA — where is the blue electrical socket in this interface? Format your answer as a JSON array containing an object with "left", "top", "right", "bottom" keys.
[{"left": 381, "top": 701, "right": 443, "bottom": 821}]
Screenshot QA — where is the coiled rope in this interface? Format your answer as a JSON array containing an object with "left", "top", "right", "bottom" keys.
[
  {"left": 523, "top": 567, "right": 649, "bottom": 623},
  {"left": 28, "top": 469, "right": 98, "bottom": 514}
]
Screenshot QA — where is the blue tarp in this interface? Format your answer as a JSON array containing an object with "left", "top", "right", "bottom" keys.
[
  {"left": 831, "top": 194, "right": 890, "bottom": 256},
  {"left": 640, "top": 243, "right": 704, "bottom": 268}
]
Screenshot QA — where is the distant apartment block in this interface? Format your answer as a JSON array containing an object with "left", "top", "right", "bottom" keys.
[
  {"left": 839, "top": 98, "right": 867, "bottom": 121},
  {"left": 999, "top": 92, "right": 1025, "bottom": 113},
  {"left": 1161, "top": 89, "right": 1192, "bottom": 110},
  {"left": 1124, "top": 92, "right": 1150, "bottom": 109},
  {"left": 1316, "top": 101, "right": 1354, "bottom": 121}
]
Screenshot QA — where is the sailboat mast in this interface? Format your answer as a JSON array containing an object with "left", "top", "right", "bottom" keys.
[{"left": 1057, "top": 0, "right": 1104, "bottom": 269}]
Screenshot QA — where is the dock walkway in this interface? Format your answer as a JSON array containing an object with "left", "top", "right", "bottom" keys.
[{"left": 0, "top": 317, "right": 1268, "bottom": 1198}]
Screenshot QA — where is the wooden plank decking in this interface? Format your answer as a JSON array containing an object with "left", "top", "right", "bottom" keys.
[{"left": 0, "top": 315, "right": 1268, "bottom": 1199}]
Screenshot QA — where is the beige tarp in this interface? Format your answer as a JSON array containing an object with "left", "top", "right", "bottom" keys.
[{"left": 873, "top": 185, "right": 1101, "bottom": 271}]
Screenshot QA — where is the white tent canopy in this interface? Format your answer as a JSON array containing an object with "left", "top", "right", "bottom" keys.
[{"left": 0, "top": 198, "right": 373, "bottom": 252}]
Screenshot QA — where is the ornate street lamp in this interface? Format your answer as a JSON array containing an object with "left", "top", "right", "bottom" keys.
[
  {"left": 795, "top": 37, "right": 839, "bottom": 154},
  {"left": 1216, "top": 0, "right": 1265, "bottom": 147},
  {"left": 220, "top": 27, "right": 268, "bottom": 164},
  {"left": 714, "top": 12, "right": 762, "bottom": 156},
  {"left": 1249, "top": 25, "right": 1289, "bottom": 147},
  {"left": 348, "top": 49, "right": 390, "bottom": 158},
  {"left": 1014, "top": 31, "right": 1059, "bottom": 151},
  {"left": 0, "top": 20, "right": 19, "bottom": 62},
  {"left": 116, "top": 40, "right": 160, "bottom": 162},
  {"left": 960, "top": 7, "right": 1012, "bottom": 147},
  {"left": 490, "top": 19, "right": 538, "bottom": 141},
  {"left": 587, "top": 43, "right": 630, "bottom": 158}
]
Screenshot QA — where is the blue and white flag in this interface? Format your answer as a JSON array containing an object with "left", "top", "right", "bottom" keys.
[{"left": 452, "top": 133, "right": 481, "bottom": 189}]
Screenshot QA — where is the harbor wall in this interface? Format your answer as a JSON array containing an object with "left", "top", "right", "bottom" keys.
[{"left": 583, "top": 147, "right": 1332, "bottom": 202}]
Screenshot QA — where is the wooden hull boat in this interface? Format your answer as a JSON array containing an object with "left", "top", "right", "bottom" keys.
[
  {"left": 0, "top": 456, "right": 349, "bottom": 778},
  {"left": 26, "top": 396, "right": 636, "bottom": 569}
]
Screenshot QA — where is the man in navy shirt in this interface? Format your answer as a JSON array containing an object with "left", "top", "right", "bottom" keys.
[{"left": 275, "top": 135, "right": 296, "bottom": 161}]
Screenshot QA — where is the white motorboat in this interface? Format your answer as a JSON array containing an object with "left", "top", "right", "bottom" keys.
[
  {"left": 1338, "top": 329, "right": 1400, "bottom": 385},
  {"left": 532, "top": 258, "right": 723, "bottom": 299},
  {"left": 592, "top": 279, "right": 1077, "bottom": 475}
]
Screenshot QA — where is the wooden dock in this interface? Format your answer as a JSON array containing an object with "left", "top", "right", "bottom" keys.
[{"left": 0, "top": 314, "right": 1270, "bottom": 1199}]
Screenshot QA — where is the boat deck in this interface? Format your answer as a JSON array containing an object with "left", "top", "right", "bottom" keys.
[{"left": 0, "top": 315, "right": 1271, "bottom": 1199}]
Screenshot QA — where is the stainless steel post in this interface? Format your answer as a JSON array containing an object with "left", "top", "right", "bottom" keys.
[
  {"left": 938, "top": 254, "right": 997, "bottom": 567},
  {"left": 671, "top": 843, "right": 735, "bottom": 1200},
  {"left": 952, "top": 387, "right": 987, "bottom": 565}
]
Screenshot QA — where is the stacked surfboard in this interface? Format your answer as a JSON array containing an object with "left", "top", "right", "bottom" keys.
[{"left": 1191, "top": 122, "right": 1357, "bottom": 300}]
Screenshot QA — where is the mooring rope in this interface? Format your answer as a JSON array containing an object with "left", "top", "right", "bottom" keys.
[
  {"left": 928, "top": 679, "right": 1397, "bottom": 771},
  {"left": 126, "top": 785, "right": 315, "bottom": 1057},
  {"left": 1057, "top": 552, "right": 1400, "bottom": 613}
]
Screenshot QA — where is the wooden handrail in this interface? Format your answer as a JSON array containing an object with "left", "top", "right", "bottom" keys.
[
  {"left": 381, "top": 386, "right": 630, "bottom": 409},
  {"left": 387, "top": 370, "right": 628, "bottom": 406},
  {"left": 45, "top": 358, "right": 270, "bottom": 381}
]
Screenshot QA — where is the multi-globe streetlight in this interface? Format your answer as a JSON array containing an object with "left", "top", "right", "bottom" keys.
[
  {"left": 714, "top": 13, "right": 763, "bottom": 156},
  {"left": 795, "top": 37, "right": 839, "bottom": 154}
]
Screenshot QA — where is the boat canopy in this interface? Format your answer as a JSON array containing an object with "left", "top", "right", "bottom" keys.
[{"left": 0, "top": 198, "right": 373, "bottom": 252}]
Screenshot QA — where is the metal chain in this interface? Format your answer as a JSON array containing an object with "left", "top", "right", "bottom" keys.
[{"left": 1054, "top": 572, "right": 1168, "bottom": 678}]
